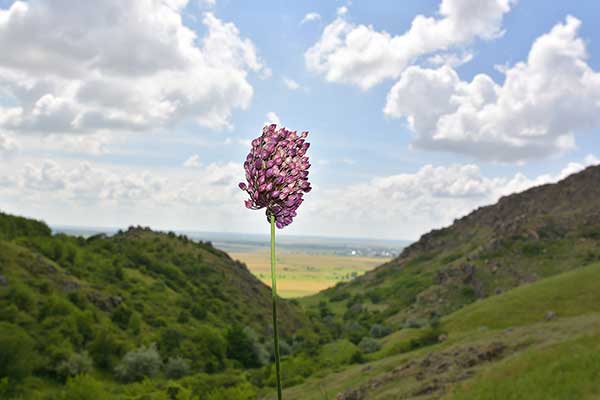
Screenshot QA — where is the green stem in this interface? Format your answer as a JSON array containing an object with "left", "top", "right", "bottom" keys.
[{"left": 270, "top": 214, "right": 283, "bottom": 400}]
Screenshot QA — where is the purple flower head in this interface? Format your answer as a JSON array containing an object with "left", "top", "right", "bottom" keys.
[{"left": 239, "top": 124, "right": 312, "bottom": 229}]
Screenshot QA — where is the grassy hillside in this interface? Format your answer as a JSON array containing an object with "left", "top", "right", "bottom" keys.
[
  {"left": 300, "top": 165, "right": 600, "bottom": 334},
  {"left": 283, "top": 262, "right": 600, "bottom": 399},
  {"left": 0, "top": 211, "right": 312, "bottom": 399},
  {"left": 279, "top": 165, "right": 600, "bottom": 399}
]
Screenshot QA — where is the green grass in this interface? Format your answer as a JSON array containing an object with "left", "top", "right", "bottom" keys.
[
  {"left": 281, "top": 262, "right": 600, "bottom": 400},
  {"left": 444, "top": 262, "right": 600, "bottom": 333},
  {"left": 447, "top": 335, "right": 600, "bottom": 400}
]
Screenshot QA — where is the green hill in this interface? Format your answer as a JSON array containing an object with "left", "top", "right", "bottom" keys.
[
  {"left": 0, "top": 212, "right": 310, "bottom": 399},
  {"left": 3, "top": 165, "right": 600, "bottom": 399},
  {"left": 284, "top": 262, "right": 600, "bottom": 399},
  {"left": 285, "top": 165, "right": 600, "bottom": 399}
]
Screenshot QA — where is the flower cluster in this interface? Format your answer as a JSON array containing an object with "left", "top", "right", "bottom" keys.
[{"left": 239, "top": 124, "right": 311, "bottom": 228}]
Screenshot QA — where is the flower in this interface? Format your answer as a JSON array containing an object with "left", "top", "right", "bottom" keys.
[{"left": 239, "top": 124, "right": 311, "bottom": 228}]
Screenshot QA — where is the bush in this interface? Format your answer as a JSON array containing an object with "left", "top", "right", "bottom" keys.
[
  {"left": 160, "top": 328, "right": 184, "bottom": 356},
  {"left": 409, "top": 323, "right": 443, "bottom": 351},
  {"left": 165, "top": 357, "right": 191, "bottom": 379},
  {"left": 114, "top": 343, "right": 162, "bottom": 382},
  {"left": 226, "top": 325, "right": 262, "bottom": 369},
  {"left": 57, "top": 352, "right": 93, "bottom": 380},
  {"left": 0, "top": 322, "right": 36, "bottom": 382},
  {"left": 358, "top": 337, "right": 381, "bottom": 354},
  {"left": 369, "top": 324, "right": 392, "bottom": 338},
  {"left": 206, "top": 382, "right": 257, "bottom": 400},
  {"left": 350, "top": 350, "right": 365, "bottom": 364},
  {"left": 59, "top": 375, "right": 110, "bottom": 400},
  {"left": 89, "top": 330, "right": 124, "bottom": 370},
  {"left": 183, "top": 325, "right": 227, "bottom": 373}
]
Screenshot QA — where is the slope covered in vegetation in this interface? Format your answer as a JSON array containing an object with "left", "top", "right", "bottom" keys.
[
  {"left": 286, "top": 165, "right": 600, "bottom": 399},
  {"left": 285, "top": 262, "right": 600, "bottom": 399},
  {"left": 0, "top": 211, "right": 312, "bottom": 399}
]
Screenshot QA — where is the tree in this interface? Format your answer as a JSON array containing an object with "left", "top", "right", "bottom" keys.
[
  {"left": 114, "top": 343, "right": 162, "bottom": 382},
  {"left": 89, "top": 330, "right": 123, "bottom": 370},
  {"left": 226, "top": 325, "right": 261, "bottom": 369},
  {"left": 0, "top": 322, "right": 36, "bottom": 382}
]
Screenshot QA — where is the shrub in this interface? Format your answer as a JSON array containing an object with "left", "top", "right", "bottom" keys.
[
  {"left": 111, "top": 305, "right": 132, "bottom": 330},
  {"left": 358, "top": 337, "right": 381, "bottom": 354},
  {"left": 160, "top": 328, "right": 184, "bottom": 356},
  {"left": 165, "top": 357, "right": 191, "bottom": 379},
  {"left": 114, "top": 343, "right": 162, "bottom": 382},
  {"left": 89, "top": 330, "right": 124, "bottom": 370},
  {"left": 350, "top": 350, "right": 365, "bottom": 364},
  {"left": 206, "top": 382, "right": 257, "bottom": 400},
  {"left": 0, "top": 322, "right": 36, "bottom": 382},
  {"left": 226, "top": 325, "right": 262, "bottom": 369},
  {"left": 59, "top": 375, "right": 110, "bottom": 400},
  {"left": 57, "top": 352, "right": 93, "bottom": 380},
  {"left": 369, "top": 324, "right": 392, "bottom": 338}
]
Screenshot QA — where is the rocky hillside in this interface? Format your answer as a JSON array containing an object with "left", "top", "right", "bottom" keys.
[
  {"left": 311, "top": 164, "right": 600, "bottom": 327},
  {"left": 0, "top": 211, "right": 309, "bottom": 398},
  {"left": 286, "top": 166, "right": 600, "bottom": 400}
]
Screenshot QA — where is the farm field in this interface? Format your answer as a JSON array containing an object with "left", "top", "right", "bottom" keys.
[{"left": 231, "top": 249, "right": 387, "bottom": 298}]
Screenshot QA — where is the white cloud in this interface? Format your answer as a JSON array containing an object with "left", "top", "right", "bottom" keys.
[
  {"left": 384, "top": 16, "right": 600, "bottom": 162},
  {"left": 0, "top": 1, "right": 266, "bottom": 136},
  {"left": 283, "top": 77, "right": 301, "bottom": 90},
  {"left": 2, "top": 158, "right": 243, "bottom": 206},
  {"left": 0, "top": 133, "right": 19, "bottom": 159},
  {"left": 265, "top": 112, "right": 281, "bottom": 126},
  {"left": 305, "top": 0, "right": 514, "bottom": 89},
  {"left": 301, "top": 12, "right": 321, "bottom": 24},
  {"left": 302, "top": 155, "right": 599, "bottom": 239},
  {"left": 183, "top": 154, "right": 201, "bottom": 168}
]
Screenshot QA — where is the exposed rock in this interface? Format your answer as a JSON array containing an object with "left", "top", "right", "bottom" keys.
[
  {"left": 0, "top": 274, "right": 7, "bottom": 286},
  {"left": 438, "top": 333, "right": 448, "bottom": 342},
  {"left": 87, "top": 292, "right": 124, "bottom": 311},
  {"left": 62, "top": 280, "right": 80, "bottom": 292},
  {"left": 545, "top": 310, "right": 557, "bottom": 321},
  {"left": 336, "top": 387, "right": 367, "bottom": 400}
]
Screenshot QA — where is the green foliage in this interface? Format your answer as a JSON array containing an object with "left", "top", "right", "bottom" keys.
[
  {"left": 358, "top": 337, "right": 380, "bottom": 354},
  {"left": 0, "top": 211, "right": 51, "bottom": 240},
  {"left": 165, "top": 357, "right": 191, "bottom": 379},
  {"left": 408, "top": 321, "right": 443, "bottom": 351},
  {"left": 206, "top": 382, "right": 257, "bottom": 400},
  {"left": 58, "top": 375, "right": 111, "bottom": 400},
  {"left": 0, "top": 322, "right": 36, "bottom": 382},
  {"left": 89, "top": 330, "right": 124, "bottom": 371},
  {"left": 115, "top": 343, "right": 162, "bottom": 383},
  {"left": 225, "top": 325, "right": 262, "bottom": 369},
  {"left": 56, "top": 352, "right": 93, "bottom": 381},
  {"left": 111, "top": 305, "right": 133, "bottom": 330},
  {"left": 369, "top": 324, "right": 392, "bottom": 338},
  {"left": 184, "top": 325, "right": 226, "bottom": 373},
  {"left": 159, "top": 328, "right": 184, "bottom": 357}
]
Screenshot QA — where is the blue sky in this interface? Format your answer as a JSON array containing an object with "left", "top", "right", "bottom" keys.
[{"left": 0, "top": 0, "right": 599, "bottom": 240}]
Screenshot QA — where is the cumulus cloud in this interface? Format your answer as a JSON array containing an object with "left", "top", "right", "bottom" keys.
[
  {"left": 0, "top": 133, "right": 19, "bottom": 159},
  {"left": 305, "top": 0, "right": 514, "bottom": 89},
  {"left": 0, "top": 1, "right": 266, "bottom": 136},
  {"left": 283, "top": 77, "right": 301, "bottom": 90},
  {"left": 384, "top": 16, "right": 600, "bottom": 162},
  {"left": 301, "top": 12, "right": 321, "bottom": 24},
  {"left": 265, "top": 112, "right": 281, "bottom": 126},
  {"left": 2, "top": 158, "right": 243, "bottom": 207},
  {"left": 183, "top": 154, "right": 201, "bottom": 168},
  {"left": 303, "top": 155, "right": 599, "bottom": 239}
]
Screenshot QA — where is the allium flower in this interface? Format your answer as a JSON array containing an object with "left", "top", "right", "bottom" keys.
[{"left": 239, "top": 124, "right": 312, "bottom": 229}]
